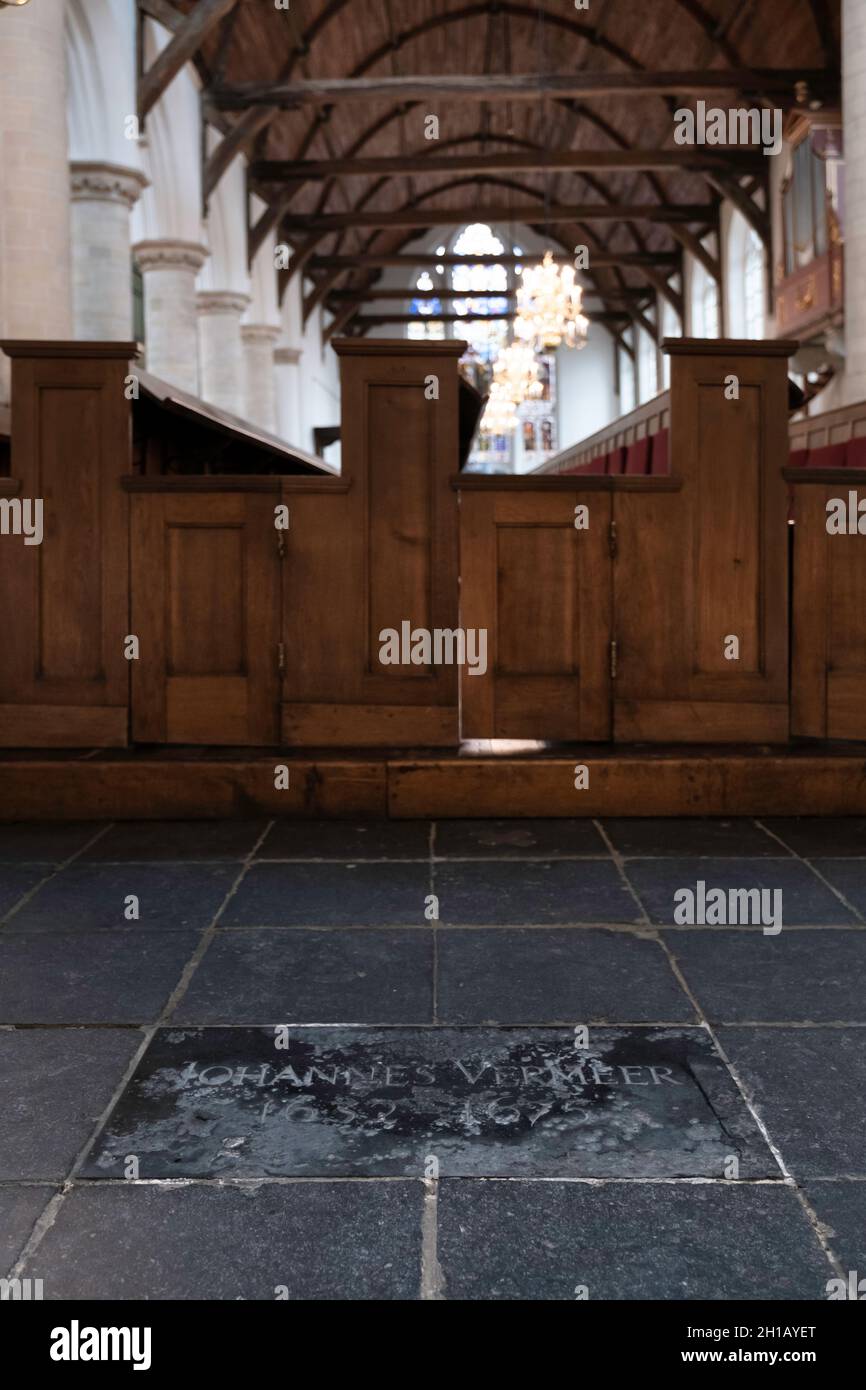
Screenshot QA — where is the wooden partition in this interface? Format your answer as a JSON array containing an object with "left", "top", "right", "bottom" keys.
[
  {"left": 459, "top": 479, "right": 613, "bottom": 739},
  {"left": 788, "top": 465, "right": 866, "bottom": 740},
  {"left": 280, "top": 339, "right": 464, "bottom": 746},
  {"left": 128, "top": 479, "right": 281, "bottom": 745},
  {"left": 613, "top": 340, "right": 795, "bottom": 742},
  {"left": 457, "top": 339, "right": 797, "bottom": 744},
  {"left": 0, "top": 341, "right": 136, "bottom": 746}
]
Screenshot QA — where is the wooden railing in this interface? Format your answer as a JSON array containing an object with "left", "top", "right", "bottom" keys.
[{"left": 532, "top": 390, "right": 671, "bottom": 474}]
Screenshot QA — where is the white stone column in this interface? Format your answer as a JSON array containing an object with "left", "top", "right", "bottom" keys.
[
  {"left": 70, "top": 162, "right": 148, "bottom": 340},
  {"left": 0, "top": 0, "right": 73, "bottom": 405},
  {"left": 844, "top": 0, "right": 866, "bottom": 403},
  {"left": 242, "top": 324, "right": 280, "bottom": 432},
  {"left": 274, "top": 345, "right": 302, "bottom": 442},
  {"left": 134, "top": 239, "right": 208, "bottom": 395},
  {"left": 197, "top": 291, "right": 249, "bottom": 417}
]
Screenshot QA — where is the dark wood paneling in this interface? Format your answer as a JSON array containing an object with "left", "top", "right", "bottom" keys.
[
  {"left": 131, "top": 491, "right": 280, "bottom": 745},
  {"left": 0, "top": 345, "right": 134, "bottom": 747}
]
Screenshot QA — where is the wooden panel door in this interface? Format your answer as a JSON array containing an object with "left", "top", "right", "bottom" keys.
[
  {"left": 791, "top": 477, "right": 866, "bottom": 740},
  {"left": 459, "top": 485, "right": 612, "bottom": 740},
  {"left": 131, "top": 487, "right": 280, "bottom": 744}
]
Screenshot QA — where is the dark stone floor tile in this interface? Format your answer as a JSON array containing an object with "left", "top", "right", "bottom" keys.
[
  {"left": 803, "top": 1181, "right": 866, "bottom": 1277},
  {"left": 6, "top": 863, "right": 235, "bottom": 932},
  {"left": 221, "top": 861, "right": 429, "bottom": 926},
  {"left": 627, "top": 858, "right": 857, "bottom": 926},
  {"left": 668, "top": 930, "right": 866, "bottom": 1022},
  {"left": 436, "top": 860, "right": 638, "bottom": 925},
  {"left": 722, "top": 1028, "right": 866, "bottom": 1177},
  {"left": 0, "top": 1186, "right": 55, "bottom": 1275},
  {"left": 82, "top": 819, "right": 267, "bottom": 862},
  {"left": 434, "top": 819, "right": 607, "bottom": 858},
  {"left": 437, "top": 929, "right": 693, "bottom": 1024},
  {"left": 0, "top": 931, "right": 200, "bottom": 1024},
  {"left": 172, "top": 929, "right": 433, "bottom": 1024},
  {"left": 763, "top": 818, "right": 866, "bottom": 858},
  {"left": 0, "top": 1030, "right": 141, "bottom": 1179},
  {"left": 0, "top": 866, "right": 46, "bottom": 919},
  {"left": 24, "top": 1181, "right": 422, "bottom": 1300},
  {"left": 437, "top": 1181, "right": 829, "bottom": 1300},
  {"left": 602, "top": 817, "right": 780, "bottom": 858},
  {"left": 84, "top": 1026, "right": 774, "bottom": 1180},
  {"left": 811, "top": 860, "right": 866, "bottom": 917},
  {"left": 259, "top": 820, "right": 430, "bottom": 860},
  {"left": 0, "top": 823, "right": 107, "bottom": 864}
]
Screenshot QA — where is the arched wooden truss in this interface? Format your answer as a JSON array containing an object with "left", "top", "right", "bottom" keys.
[{"left": 135, "top": 0, "right": 839, "bottom": 339}]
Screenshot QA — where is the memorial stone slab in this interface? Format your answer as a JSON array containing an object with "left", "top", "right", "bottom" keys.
[{"left": 83, "top": 1026, "right": 777, "bottom": 1179}]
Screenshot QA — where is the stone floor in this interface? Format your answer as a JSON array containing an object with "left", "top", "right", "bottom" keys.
[{"left": 1, "top": 815, "right": 865, "bottom": 1301}]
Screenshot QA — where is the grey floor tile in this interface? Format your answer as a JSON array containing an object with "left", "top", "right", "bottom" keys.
[
  {"left": 0, "top": 866, "right": 48, "bottom": 919},
  {"left": 811, "top": 860, "right": 866, "bottom": 917},
  {"left": 668, "top": 930, "right": 866, "bottom": 1022},
  {"left": 436, "top": 860, "right": 638, "bottom": 925},
  {"left": 437, "top": 928, "right": 694, "bottom": 1024},
  {"left": 259, "top": 820, "right": 431, "bottom": 860},
  {"left": 763, "top": 818, "right": 866, "bottom": 858},
  {"left": 627, "top": 858, "right": 857, "bottom": 926},
  {"left": 6, "top": 863, "right": 235, "bottom": 932},
  {"left": 434, "top": 819, "right": 607, "bottom": 858},
  {"left": 82, "top": 819, "right": 267, "bottom": 862},
  {"left": 0, "top": 1030, "right": 141, "bottom": 1180},
  {"left": 722, "top": 1028, "right": 866, "bottom": 1177},
  {"left": 0, "top": 823, "right": 107, "bottom": 864},
  {"left": 173, "top": 929, "right": 434, "bottom": 1024},
  {"left": 24, "top": 1181, "right": 423, "bottom": 1300},
  {"left": 437, "top": 1181, "right": 830, "bottom": 1300},
  {"left": 602, "top": 818, "right": 780, "bottom": 858},
  {"left": 221, "top": 861, "right": 429, "bottom": 926},
  {"left": 0, "top": 931, "right": 200, "bottom": 1024},
  {"left": 803, "top": 1181, "right": 866, "bottom": 1276},
  {"left": 0, "top": 1185, "right": 56, "bottom": 1275}
]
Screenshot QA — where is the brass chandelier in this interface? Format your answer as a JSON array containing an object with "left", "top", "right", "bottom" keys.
[{"left": 515, "top": 250, "right": 590, "bottom": 351}]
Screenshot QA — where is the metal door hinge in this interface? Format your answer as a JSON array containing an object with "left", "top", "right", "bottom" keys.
[
  {"left": 608, "top": 519, "right": 618, "bottom": 559},
  {"left": 277, "top": 642, "right": 286, "bottom": 676},
  {"left": 610, "top": 640, "right": 618, "bottom": 680}
]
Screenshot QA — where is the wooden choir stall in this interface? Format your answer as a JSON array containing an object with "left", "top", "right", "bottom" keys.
[{"left": 2, "top": 332, "right": 866, "bottom": 819}]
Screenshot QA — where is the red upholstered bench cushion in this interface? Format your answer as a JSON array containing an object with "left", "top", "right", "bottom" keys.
[
  {"left": 605, "top": 446, "right": 626, "bottom": 475},
  {"left": 846, "top": 436, "right": 866, "bottom": 469},
  {"left": 649, "top": 429, "right": 669, "bottom": 475},
  {"left": 788, "top": 448, "right": 809, "bottom": 469},
  {"left": 582, "top": 454, "right": 607, "bottom": 474},
  {"left": 625, "top": 438, "right": 651, "bottom": 475},
  {"left": 807, "top": 442, "right": 848, "bottom": 469}
]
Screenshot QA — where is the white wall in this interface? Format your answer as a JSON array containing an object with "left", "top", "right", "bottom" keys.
[{"left": 556, "top": 327, "right": 620, "bottom": 447}]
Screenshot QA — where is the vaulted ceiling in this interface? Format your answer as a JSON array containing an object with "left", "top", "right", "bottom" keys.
[{"left": 139, "top": 0, "right": 841, "bottom": 338}]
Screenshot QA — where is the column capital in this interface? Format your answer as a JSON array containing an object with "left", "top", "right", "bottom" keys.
[
  {"left": 70, "top": 161, "right": 149, "bottom": 209},
  {"left": 196, "top": 290, "right": 250, "bottom": 317},
  {"left": 242, "top": 322, "right": 281, "bottom": 346},
  {"left": 274, "top": 345, "right": 302, "bottom": 365},
  {"left": 134, "top": 239, "right": 209, "bottom": 273}
]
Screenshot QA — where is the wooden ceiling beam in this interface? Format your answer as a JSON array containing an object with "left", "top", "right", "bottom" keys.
[
  {"left": 327, "top": 287, "right": 651, "bottom": 302},
  {"left": 139, "top": 0, "right": 240, "bottom": 121},
  {"left": 282, "top": 202, "right": 714, "bottom": 233},
  {"left": 207, "top": 69, "right": 835, "bottom": 112},
  {"left": 309, "top": 252, "right": 680, "bottom": 269},
  {"left": 349, "top": 311, "right": 628, "bottom": 326},
  {"left": 251, "top": 148, "right": 767, "bottom": 181}
]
